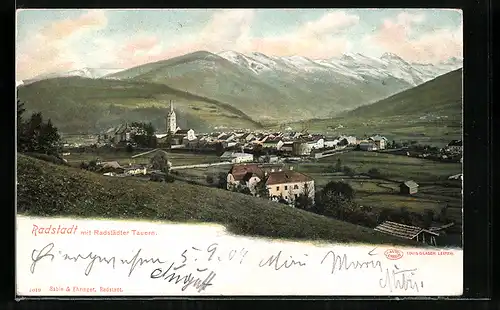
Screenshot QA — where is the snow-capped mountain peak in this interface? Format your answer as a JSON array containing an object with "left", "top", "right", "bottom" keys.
[
  {"left": 21, "top": 67, "right": 127, "bottom": 85},
  {"left": 380, "top": 52, "right": 408, "bottom": 64},
  {"left": 215, "top": 50, "right": 462, "bottom": 87}
]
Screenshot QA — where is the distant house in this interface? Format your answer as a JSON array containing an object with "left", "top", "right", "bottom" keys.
[
  {"left": 280, "top": 141, "right": 294, "bottom": 153},
  {"left": 359, "top": 141, "right": 378, "bottom": 151},
  {"left": 226, "top": 163, "right": 287, "bottom": 194},
  {"left": 369, "top": 135, "right": 388, "bottom": 150},
  {"left": 124, "top": 165, "right": 147, "bottom": 176},
  {"left": 400, "top": 180, "right": 419, "bottom": 195},
  {"left": 339, "top": 136, "right": 357, "bottom": 146},
  {"left": 178, "top": 129, "right": 197, "bottom": 141},
  {"left": 324, "top": 139, "right": 339, "bottom": 149},
  {"left": 292, "top": 141, "right": 313, "bottom": 156},
  {"left": 111, "top": 123, "right": 133, "bottom": 144},
  {"left": 374, "top": 221, "right": 439, "bottom": 246},
  {"left": 226, "top": 164, "right": 265, "bottom": 192},
  {"left": 261, "top": 138, "right": 283, "bottom": 150},
  {"left": 446, "top": 140, "right": 462, "bottom": 153},
  {"left": 266, "top": 170, "right": 315, "bottom": 204},
  {"left": 220, "top": 151, "right": 254, "bottom": 164},
  {"left": 218, "top": 133, "right": 236, "bottom": 142},
  {"left": 239, "top": 132, "right": 256, "bottom": 143},
  {"left": 169, "top": 129, "right": 196, "bottom": 145}
]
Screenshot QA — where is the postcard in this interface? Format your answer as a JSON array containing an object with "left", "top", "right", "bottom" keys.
[{"left": 16, "top": 8, "right": 463, "bottom": 297}]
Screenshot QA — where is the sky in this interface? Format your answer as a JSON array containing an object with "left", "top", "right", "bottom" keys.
[{"left": 16, "top": 9, "right": 463, "bottom": 80}]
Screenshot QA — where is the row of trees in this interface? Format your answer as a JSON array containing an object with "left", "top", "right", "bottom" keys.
[{"left": 17, "top": 100, "right": 62, "bottom": 156}]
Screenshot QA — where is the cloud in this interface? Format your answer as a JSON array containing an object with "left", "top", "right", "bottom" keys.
[
  {"left": 365, "top": 12, "right": 462, "bottom": 63},
  {"left": 17, "top": 9, "right": 361, "bottom": 77},
  {"left": 17, "top": 10, "right": 108, "bottom": 79},
  {"left": 242, "top": 11, "right": 359, "bottom": 59},
  {"left": 104, "top": 9, "right": 359, "bottom": 69},
  {"left": 19, "top": 10, "right": 462, "bottom": 78}
]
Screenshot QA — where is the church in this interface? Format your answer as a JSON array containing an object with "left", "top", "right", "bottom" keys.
[{"left": 157, "top": 100, "right": 197, "bottom": 146}]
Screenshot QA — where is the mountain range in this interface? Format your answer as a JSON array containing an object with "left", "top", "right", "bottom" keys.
[
  {"left": 16, "top": 50, "right": 462, "bottom": 133},
  {"left": 20, "top": 67, "right": 125, "bottom": 85}
]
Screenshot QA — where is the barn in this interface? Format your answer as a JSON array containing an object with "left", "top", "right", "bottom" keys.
[
  {"left": 400, "top": 180, "right": 419, "bottom": 195},
  {"left": 374, "top": 221, "right": 439, "bottom": 246}
]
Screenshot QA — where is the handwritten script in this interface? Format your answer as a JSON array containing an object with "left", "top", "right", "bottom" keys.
[{"left": 28, "top": 241, "right": 425, "bottom": 294}]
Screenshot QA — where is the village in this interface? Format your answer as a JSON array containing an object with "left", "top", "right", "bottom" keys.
[{"left": 60, "top": 101, "right": 463, "bottom": 247}]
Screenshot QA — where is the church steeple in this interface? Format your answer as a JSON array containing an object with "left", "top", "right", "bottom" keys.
[{"left": 166, "top": 100, "right": 177, "bottom": 133}]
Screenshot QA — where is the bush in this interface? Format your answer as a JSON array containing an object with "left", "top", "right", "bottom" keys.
[
  {"left": 343, "top": 165, "right": 355, "bottom": 176},
  {"left": 126, "top": 144, "right": 134, "bottom": 153},
  {"left": 25, "top": 153, "right": 66, "bottom": 165},
  {"left": 367, "top": 168, "right": 381, "bottom": 178},
  {"left": 322, "top": 181, "right": 356, "bottom": 201},
  {"left": 206, "top": 175, "right": 214, "bottom": 184}
]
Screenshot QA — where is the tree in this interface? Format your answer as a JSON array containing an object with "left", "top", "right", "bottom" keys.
[
  {"left": 217, "top": 172, "right": 227, "bottom": 189},
  {"left": 254, "top": 179, "right": 270, "bottom": 199},
  {"left": 215, "top": 142, "right": 225, "bottom": 156},
  {"left": 397, "top": 207, "right": 411, "bottom": 225},
  {"left": 342, "top": 165, "right": 355, "bottom": 177},
  {"left": 322, "top": 181, "right": 356, "bottom": 201},
  {"left": 335, "top": 158, "right": 342, "bottom": 172},
  {"left": 316, "top": 181, "right": 356, "bottom": 220},
  {"left": 150, "top": 150, "right": 170, "bottom": 173},
  {"left": 296, "top": 182, "right": 314, "bottom": 210},
  {"left": 131, "top": 122, "right": 157, "bottom": 148},
  {"left": 367, "top": 168, "right": 381, "bottom": 178},
  {"left": 17, "top": 107, "right": 62, "bottom": 156},
  {"left": 439, "top": 205, "right": 449, "bottom": 222},
  {"left": 206, "top": 175, "right": 214, "bottom": 184}
]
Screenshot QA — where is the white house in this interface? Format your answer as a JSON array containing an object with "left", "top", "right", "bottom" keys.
[
  {"left": 311, "top": 138, "right": 324, "bottom": 149},
  {"left": 266, "top": 170, "right": 315, "bottom": 204},
  {"left": 292, "top": 141, "right": 313, "bottom": 156},
  {"left": 324, "top": 139, "right": 339, "bottom": 148},
  {"left": 369, "top": 135, "right": 388, "bottom": 150},
  {"left": 220, "top": 152, "right": 254, "bottom": 164},
  {"left": 339, "top": 136, "right": 357, "bottom": 146}
]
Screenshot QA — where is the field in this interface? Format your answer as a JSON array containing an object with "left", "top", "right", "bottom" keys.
[
  {"left": 281, "top": 116, "right": 461, "bottom": 148},
  {"left": 63, "top": 150, "right": 220, "bottom": 167},
  {"left": 16, "top": 154, "right": 416, "bottom": 246},
  {"left": 291, "top": 151, "right": 462, "bottom": 227}
]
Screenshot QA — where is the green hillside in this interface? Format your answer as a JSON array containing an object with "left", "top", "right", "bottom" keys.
[
  {"left": 109, "top": 51, "right": 413, "bottom": 124},
  {"left": 343, "top": 68, "right": 462, "bottom": 118},
  {"left": 286, "top": 69, "right": 462, "bottom": 146},
  {"left": 16, "top": 154, "right": 414, "bottom": 246},
  {"left": 17, "top": 77, "right": 261, "bottom": 133}
]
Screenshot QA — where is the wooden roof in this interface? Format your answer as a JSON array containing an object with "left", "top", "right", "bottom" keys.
[
  {"left": 401, "top": 180, "right": 419, "bottom": 188},
  {"left": 374, "top": 221, "right": 439, "bottom": 239},
  {"left": 265, "top": 170, "right": 313, "bottom": 186}
]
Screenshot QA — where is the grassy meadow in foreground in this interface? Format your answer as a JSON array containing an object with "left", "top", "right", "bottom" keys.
[{"left": 17, "top": 154, "right": 417, "bottom": 246}]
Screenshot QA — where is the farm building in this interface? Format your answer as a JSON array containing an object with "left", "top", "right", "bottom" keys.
[
  {"left": 374, "top": 221, "right": 439, "bottom": 246},
  {"left": 359, "top": 141, "right": 378, "bottom": 151},
  {"left": 400, "top": 180, "right": 419, "bottom": 195}
]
